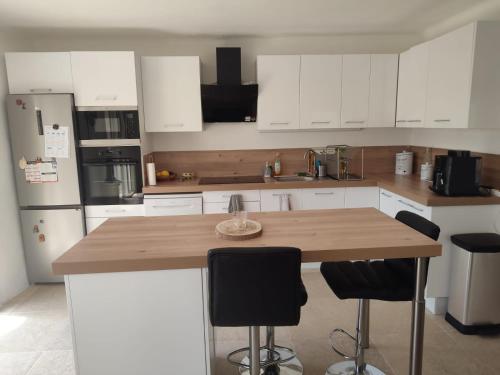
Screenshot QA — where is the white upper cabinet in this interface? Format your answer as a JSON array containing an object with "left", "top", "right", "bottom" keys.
[
  {"left": 257, "top": 55, "right": 300, "bottom": 131},
  {"left": 70, "top": 51, "right": 138, "bottom": 107},
  {"left": 5, "top": 52, "right": 73, "bottom": 94},
  {"left": 367, "top": 54, "right": 398, "bottom": 127},
  {"left": 299, "top": 55, "right": 342, "bottom": 129},
  {"left": 141, "top": 56, "right": 202, "bottom": 132},
  {"left": 425, "top": 23, "right": 475, "bottom": 129},
  {"left": 340, "top": 55, "right": 371, "bottom": 128},
  {"left": 396, "top": 43, "right": 429, "bottom": 128}
]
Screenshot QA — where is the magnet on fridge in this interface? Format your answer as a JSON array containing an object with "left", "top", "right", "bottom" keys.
[
  {"left": 19, "top": 157, "right": 27, "bottom": 170},
  {"left": 38, "top": 234, "right": 45, "bottom": 243}
]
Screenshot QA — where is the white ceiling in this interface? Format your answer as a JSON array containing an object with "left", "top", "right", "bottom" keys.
[{"left": 0, "top": 0, "right": 499, "bottom": 36}]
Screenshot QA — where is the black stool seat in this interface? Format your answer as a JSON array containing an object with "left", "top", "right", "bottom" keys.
[
  {"left": 451, "top": 233, "right": 500, "bottom": 253},
  {"left": 320, "top": 260, "right": 415, "bottom": 302}
]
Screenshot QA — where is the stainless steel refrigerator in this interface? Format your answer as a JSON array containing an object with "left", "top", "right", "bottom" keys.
[{"left": 7, "top": 94, "right": 84, "bottom": 283}]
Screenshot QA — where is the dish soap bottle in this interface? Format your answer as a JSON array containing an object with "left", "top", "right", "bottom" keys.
[{"left": 274, "top": 153, "right": 281, "bottom": 176}]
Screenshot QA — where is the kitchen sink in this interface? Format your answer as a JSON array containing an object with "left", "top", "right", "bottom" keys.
[{"left": 273, "top": 175, "right": 315, "bottom": 182}]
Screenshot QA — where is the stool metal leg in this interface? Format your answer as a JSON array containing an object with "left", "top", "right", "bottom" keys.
[
  {"left": 249, "top": 326, "right": 261, "bottom": 375},
  {"left": 326, "top": 299, "right": 384, "bottom": 375},
  {"left": 409, "top": 258, "right": 428, "bottom": 375},
  {"left": 361, "top": 299, "right": 370, "bottom": 349}
]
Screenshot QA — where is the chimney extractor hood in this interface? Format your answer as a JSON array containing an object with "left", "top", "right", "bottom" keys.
[{"left": 201, "top": 47, "right": 258, "bottom": 123}]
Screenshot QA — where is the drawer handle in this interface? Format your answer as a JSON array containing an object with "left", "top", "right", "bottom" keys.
[
  {"left": 344, "top": 120, "right": 365, "bottom": 124},
  {"left": 104, "top": 209, "right": 127, "bottom": 213},
  {"left": 163, "top": 123, "right": 184, "bottom": 128},
  {"left": 311, "top": 121, "right": 331, "bottom": 124},
  {"left": 30, "top": 88, "right": 53, "bottom": 93},
  {"left": 397, "top": 199, "right": 424, "bottom": 212},
  {"left": 434, "top": 119, "right": 451, "bottom": 123},
  {"left": 314, "top": 192, "right": 334, "bottom": 195},
  {"left": 272, "top": 193, "right": 289, "bottom": 197},
  {"left": 95, "top": 95, "right": 118, "bottom": 101},
  {"left": 152, "top": 204, "right": 192, "bottom": 209},
  {"left": 381, "top": 192, "right": 392, "bottom": 198},
  {"left": 407, "top": 120, "right": 422, "bottom": 123},
  {"left": 396, "top": 120, "right": 407, "bottom": 123},
  {"left": 269, "top": 122, "right": 290, "bottom": 126}
]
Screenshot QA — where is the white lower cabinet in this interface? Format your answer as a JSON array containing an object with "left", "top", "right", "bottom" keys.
[
  {"left": 144, "top": 194, "right": 203, "bottom": 216},
  {"left": 203, "top": 201, "right": 260, "bottom": 214},
  {"left": 260, "top": 189, "right": 302, "bottom": 212},
  {"left": 379, "top": 188, "right": 397, "bottom": 217},
  {"left": 301, "top": 188, "right": 345, "bottom": 210},
  {"left": 84, "top": 204, "right": 145, "bottom": 234},
  {"left": 345, "top": 187, "right": 380, "bottom": 209}
]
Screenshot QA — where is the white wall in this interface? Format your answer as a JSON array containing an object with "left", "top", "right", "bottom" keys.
[
  {"left": 0, "top": 33, "right": 29, "bottom": 306},
  {"left": 23, "top": 32, "right": 419, "bottom": 151}
]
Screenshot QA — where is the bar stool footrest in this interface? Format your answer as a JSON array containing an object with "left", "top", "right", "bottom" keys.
[
  {"left": 228, "top": 347, "right": 281, "bottom": 369},
  {"left": 329, "top": 328, "right": 358, "bottom": 360}
]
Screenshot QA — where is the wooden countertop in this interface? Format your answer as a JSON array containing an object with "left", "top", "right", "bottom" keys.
[
  {"left": 53, "top": 208, "right": 441, "bottom": 275},
  {"left": 143, "top": 174, "right": 500, "bottom": 207}
]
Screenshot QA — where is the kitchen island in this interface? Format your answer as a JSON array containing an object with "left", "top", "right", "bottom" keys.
[{"left": 54, "top": 208, "right": 441, "bottom": 375}]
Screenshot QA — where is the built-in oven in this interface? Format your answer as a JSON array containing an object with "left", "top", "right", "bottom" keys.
[
  {"left": 77, "top": 108, "right": 140, "bottom": 146},
  {"left": 80, "top": 146, "right": 143, "bottom": 205}
]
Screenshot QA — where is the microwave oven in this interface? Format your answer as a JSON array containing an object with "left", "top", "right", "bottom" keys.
[{"left": 77, "top": 109, "right": 140, "bottom": 142}]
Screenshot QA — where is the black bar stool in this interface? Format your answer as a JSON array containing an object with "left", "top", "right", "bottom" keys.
[
  {"left": 320, "top": 211, "right": 440, "bottom": 375},
  {"left": 208, "top": 247, "right": 308, "bottom": 375}
]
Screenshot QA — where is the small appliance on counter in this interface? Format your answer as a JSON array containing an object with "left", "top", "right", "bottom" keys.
[
  {"left": 324, "top": 145, "right": 364, "bottom": 181},
  {"left": 431, "top": 150, "right": 482, "bottom": 196},
  {"left": 395, "top": 150, "right": 413, "bottom": 175}
]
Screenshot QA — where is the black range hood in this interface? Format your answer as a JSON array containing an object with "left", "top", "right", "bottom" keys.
[{"left": 201, "top": 48, "right": 258, "bottom": 123}]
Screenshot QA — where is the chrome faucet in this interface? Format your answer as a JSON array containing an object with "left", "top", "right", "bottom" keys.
[{"left": 304, "top": 149, "right": 316, "bottom": 176}]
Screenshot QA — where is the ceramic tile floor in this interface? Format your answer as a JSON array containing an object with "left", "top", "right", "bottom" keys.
[{"left": 1, "top": 270, "right": 499, "bottom": 374}]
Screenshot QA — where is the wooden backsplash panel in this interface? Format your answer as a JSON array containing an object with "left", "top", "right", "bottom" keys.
[
  {"left": 147, "top": 146, "right": 499, "bottom": 188},
  {"left": 150, "top": 148, "right": 310, "bottom": 177}
]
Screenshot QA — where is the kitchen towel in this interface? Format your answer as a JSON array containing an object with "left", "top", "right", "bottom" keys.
[
  {"left": 228, "top": 194, "right": 243, "bottom": 213},
  {"left": 280, "top": 193, "right": 290, "bottom": 211}
]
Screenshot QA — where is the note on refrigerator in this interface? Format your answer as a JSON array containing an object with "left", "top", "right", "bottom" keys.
[
  {"left": 44, "top": 126, "right": 69, "bottom": 158},
  {"left": 25, "top": 160, "right": 58, "bottom": 183}
]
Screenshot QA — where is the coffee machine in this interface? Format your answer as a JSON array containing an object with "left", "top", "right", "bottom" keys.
[{"left": 431, "top": 150, "right": 482, "bottom": 196}]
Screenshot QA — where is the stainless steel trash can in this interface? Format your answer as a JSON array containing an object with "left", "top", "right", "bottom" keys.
[{"left": 446, "top": 233, "right": 500, "bottom": 334}]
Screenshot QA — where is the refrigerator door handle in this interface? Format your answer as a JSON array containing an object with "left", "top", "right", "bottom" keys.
[{"left": 36, "top": 108, "right": 44, "bottom": 135}]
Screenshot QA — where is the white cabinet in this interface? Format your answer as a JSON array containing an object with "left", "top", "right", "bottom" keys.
[
  {"left": 301, "top": 188, "right": 345, "bottom": 210},
  {"left": 425, "top": 23, "right": 475, "bottom": 129},
  {"left": 257, "top": 55, "right": 300, "bottom": 130},
  {"left": 141, "top": 56, "right": 202, "bottom": 132},
  {"left": 396, "top": 43, "right": 429, "bottom": 128},
  {"left": 260, "top": 189, "right": 302, "bottom": 211},
  {"left": 203, "top": 202, "right": 261, "bottom": 214},
  {"left": 299, "top": 55, "right": 342, "bottom": 129},
  {"left": 70, "top": 51, "right": 137, "bottom": 107},
  {"left": 84, "top": 204, "right": 145, "bottom": 234},
  {"left": 341, "top": 54, "right": 370, "bottom": 128},
  {"left": 5, "top": 52, "right": 74, "bottom": 94},
  {"left": 144, "top": 194, "right": 202, "bottom": 216},
  {"left": 202, "top": 190, "right": 260, "bottom": 214},
  {"left": 379, "top": 188, "right": 397, "bottom": 217},
  {"left": 367, "top": 54, "right": 398, "bottom": 127},
  {"left": 345, "top": 187, "right": 380, "bottom": 209}
]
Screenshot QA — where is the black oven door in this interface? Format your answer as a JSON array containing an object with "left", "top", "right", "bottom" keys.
[
  {"left": 80, "top": 146, "right": 143, "bottom": 205},
  {"left": 77, "top": 110, "right": 140, "bottom": 140}
]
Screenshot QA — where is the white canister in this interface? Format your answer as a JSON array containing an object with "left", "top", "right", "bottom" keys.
[
  {"left": 146, "top": 162, "right": 157, "bottom": 186},
  {"left": 420, "top": 162, "right": 433, "bottom": 181},
  {"left": 395, "top": 151, "right": 413, "bottom": 175}
]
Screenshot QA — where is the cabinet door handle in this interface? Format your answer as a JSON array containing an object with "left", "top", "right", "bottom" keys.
[
  {"left": 434, "top": 119, "right": 451, "bottom": 123},
  {"left": 163, "top": 123, "right": 184, "bottom": 128},
  {"left": 104, "top": 209, "right": 127, "bottom": 213},
  {"left": 314, "top": 192, "right": 334, "bottom": 195},
  {"left": 30, "top": 88, "right": 53, "bottom": 93},
  {"left": 311, "top": 121, "right": 331, "bottom": 124},
  {"left": 396, "top": 120, "right": 407, "bottom": 123},
  {"left": 407, "top": 120, "right": 422, "bottom": 123},
  {"left": 269, "top": 122, "right": 290, "bottom": 126},
  {"left": 397, "top": 199, "right": 424, "bottom": 212},
  {"left": 381, "top": 192, "right": 392, "bottom": 198},
  {"left": 344, "top": 120, "right": 365, "bottom": 124},
  {"left": 152, "top": 204, "right": 192, "bottom": 209},
  {"left": 95, "top": 95, "right": 118, "bottom": 101}
]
